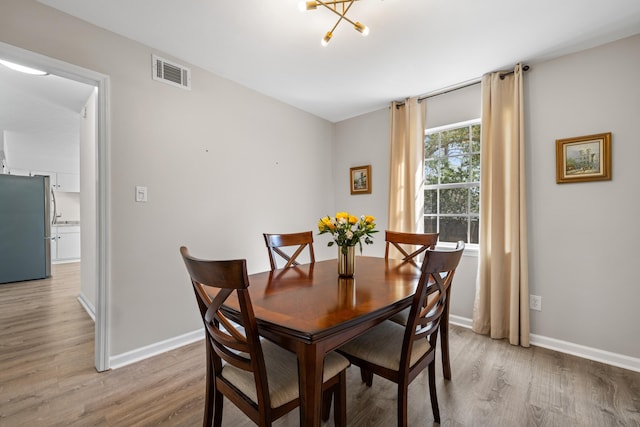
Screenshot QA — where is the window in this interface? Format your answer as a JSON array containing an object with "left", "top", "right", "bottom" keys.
[{"left": 424, "top": 119, "right": 480, "bottom": 244}]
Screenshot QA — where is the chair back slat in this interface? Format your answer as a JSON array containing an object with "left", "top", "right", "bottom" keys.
[
  {"left": 264, "top": 231, "right": 315, "bottom": 270},
  {"left": 385, "top": 231, "right": 439, "bottom": 266}
]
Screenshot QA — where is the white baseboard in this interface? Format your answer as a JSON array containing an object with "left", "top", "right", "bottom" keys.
[
  {"left": 77, "top": 293, "right": 95, "bottom": 321},
  {"left": 450, "top": 314, "right": 473, "bottom": 329},
  {"left": 449, "top": 315, "right": 640, "bottom": 373},
  {"left": 109, "top": 329, "right": 204, "bottom": 369},
  {"left": 108, "top": 316, "right": 640, "bottom": 373}
]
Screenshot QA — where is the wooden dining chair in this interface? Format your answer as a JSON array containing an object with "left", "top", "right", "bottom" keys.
[
  {"left": 388, "top": 234, "right": 462, "bottom": 382},
  {"left": 337, "top": 243, "right": 464, "bottom": 426},
  {"left": 180, "top": 246, "right": 349, "bottom": 427},
  {"left": 263, "top": 231, "right": 315, "bottom": 270},
  {"left": 384, "top": 230, "right": 439, "bottom": 266}
]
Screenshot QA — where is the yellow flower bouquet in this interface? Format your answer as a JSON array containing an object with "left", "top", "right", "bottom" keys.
[{"left": 318, "top": 212, "right": 378, "bottom": 255}]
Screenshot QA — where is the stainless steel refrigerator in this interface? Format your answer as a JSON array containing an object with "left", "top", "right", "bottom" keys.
[{"left": 0, "top": 174, "right": 52, "bottom": 284}]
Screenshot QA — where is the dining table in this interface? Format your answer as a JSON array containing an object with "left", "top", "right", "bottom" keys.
[{"left": 218, "top": 255, "right": 424, "bottom": 427}]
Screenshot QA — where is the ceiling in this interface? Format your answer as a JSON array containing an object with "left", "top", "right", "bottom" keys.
[
  {"left": 0, "top": 64, "right": 94, "bottom": 151},
  {"left": 2, "top": 0, "right": 640, "bottom": 135},
  {"left": 0, "top": 65, "right": 93, "bottom": 137}
]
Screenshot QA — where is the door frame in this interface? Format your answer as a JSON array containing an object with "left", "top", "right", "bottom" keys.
[{"left": 0, "top": 41, "right": 111, "bottom": 371}]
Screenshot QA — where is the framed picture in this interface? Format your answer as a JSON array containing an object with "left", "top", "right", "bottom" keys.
[
  {"left": 350, "top": 165, "right": 371, "bottom": 194},
  {"left": 556, "top": 132, "right": 611, "bottom": 183}
]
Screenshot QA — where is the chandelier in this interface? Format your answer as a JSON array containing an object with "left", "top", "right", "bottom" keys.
[{"left": 300, "top": 0, "right": 369, "bottom": 46}]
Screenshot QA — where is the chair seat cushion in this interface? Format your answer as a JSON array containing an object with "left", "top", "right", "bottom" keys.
[
  {"left": 389, "top": 307, "right": 410, "bottom": 326},
  {"left": 222, "top": 339, "right": 349, "bottom": 408},
  {"left": 338, "top": 320, "right": 430, "bottom": 371}
]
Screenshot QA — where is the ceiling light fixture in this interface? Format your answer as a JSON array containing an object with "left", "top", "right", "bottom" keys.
[
  {"left": 300, "top": 0, "right": 369, "bottom": 46},
  {"left": 0, "top": 59, "right": 49, "bottom": 76}
]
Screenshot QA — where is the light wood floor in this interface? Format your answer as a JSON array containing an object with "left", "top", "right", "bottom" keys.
[{"left": 1, "top": 263, "right": 639, "bottom": 426}]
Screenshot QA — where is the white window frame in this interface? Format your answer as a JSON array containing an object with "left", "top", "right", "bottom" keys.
[{"left": 424, "top": 118, "right": 480, "bottom": 255}]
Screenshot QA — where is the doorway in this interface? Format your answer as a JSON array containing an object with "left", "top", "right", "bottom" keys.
[{"left": 0, "top": 42, "right": 110, "bottom": 371}]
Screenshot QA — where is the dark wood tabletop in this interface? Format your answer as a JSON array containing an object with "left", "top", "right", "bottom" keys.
[{"left": 221, "top": 256, "right": 422, "bottom": 426}]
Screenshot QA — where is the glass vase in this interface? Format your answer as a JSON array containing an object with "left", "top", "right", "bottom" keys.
[{"left": 338, "top": 245, "right": 355, "bottom": 277}]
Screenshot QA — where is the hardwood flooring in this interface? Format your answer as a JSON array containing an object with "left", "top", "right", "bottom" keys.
[{"left": 1, "top": 263, "right": 639, "bottom": 426}]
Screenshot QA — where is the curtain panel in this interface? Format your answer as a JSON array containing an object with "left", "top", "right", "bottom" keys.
[
  {"left": 472, "top": 64, "right": 530, "bottom": 347},
  {"left": 387, "top": 97, "right": 426, "bottom": 242}
]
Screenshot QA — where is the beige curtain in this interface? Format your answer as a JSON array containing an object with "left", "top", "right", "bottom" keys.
[
  {"left": 387, "top": 97, "right": 426, "bottom": 238},
  {"left": 472, "top": 64, "right": 530, "bottom": 347}
]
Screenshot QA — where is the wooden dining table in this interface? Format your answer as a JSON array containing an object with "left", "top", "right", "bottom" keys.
[{"left": 219, "top": 256, "right": 424, "bottom": 427}]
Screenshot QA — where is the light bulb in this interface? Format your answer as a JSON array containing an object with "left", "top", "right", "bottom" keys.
[
  {"left": 321, "top": 31, "right": 333, "bottom": 47},
  {"left": 300, "top": 0, "right": 317, "bottom": 11},
  {"left": 354, "top": 22, "right": 369, "bottom": 36}
]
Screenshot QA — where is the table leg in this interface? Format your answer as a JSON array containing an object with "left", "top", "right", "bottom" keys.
[{"left": 297, "top": 343, "right": 324, "bottom": 427}]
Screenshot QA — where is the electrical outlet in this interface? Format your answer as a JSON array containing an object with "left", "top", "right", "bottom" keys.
[{"left": 529, "top": 294, "right": 542, "bottom": 311}]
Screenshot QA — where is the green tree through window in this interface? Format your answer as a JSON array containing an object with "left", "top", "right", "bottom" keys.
[{"left": 424, "top": 120, "right": 480, "bottom": 244}]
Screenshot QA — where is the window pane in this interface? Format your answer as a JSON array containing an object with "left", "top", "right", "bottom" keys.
[
  {"left": 440, "top": 216, "right": 468, "bottom": 243},
  {"left": 424, "top": 189, "right": 437, "bottom": 214},
  {"left": 424, "top": 216, "right": 437, "bottom": 234},
  {"left": 440, "top": 187, "right": 468, "bottom": 214},
  {"left": 470, "top": 216, "right": 479, "bottom": 244},
  {"left": 425, "top": 159, "right": 439, "bottom": 185},
  {"left": 471, "top": 124, "right": 481, "bottom": 152},
  {"left": 441, "top": 127, "right": 470, "bottom": 156},
  {"left": 471, "top": 153, "right": 480, "bottom": 182},
  {"left": 470, "top": 185, "right": 479, "bottom": 214},
  {"left": 440, "top": 156, "right": 468, "bottom": 184},
  {"left": 424, "top": 134, "right": 440, "bottom": 158}
]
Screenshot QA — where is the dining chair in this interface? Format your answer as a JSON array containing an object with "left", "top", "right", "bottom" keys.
[
  {"left": 389, "top": 235, "right": 462, "bottom": 382},
  {"left": 180, "top": 246, "right": 349, "bottom": 427},
  {"left": 384, "top": 230, "right": 439, "bottom": 266},
  {"left": 263, "top": 231, "right": 315, "bottom": 270},
  {"left": 337, "top": 243, "right": 464, "bottom": 426}
]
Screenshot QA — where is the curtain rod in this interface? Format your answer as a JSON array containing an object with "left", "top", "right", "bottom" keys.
[
  {"left": 499, "top": 64, "right": 530, "bottom": 80},
  {"left": 417, "top": 79, "right": 481, "bottom": 102},
  {"left": 394, "top": 64, "right": 530, "bottom": 107},
  {"left": 393, "top": 79, "right": 480, "bottom": 108}
]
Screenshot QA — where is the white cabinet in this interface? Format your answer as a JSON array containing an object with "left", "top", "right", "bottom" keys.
[
  {"left": 57, "top": 172, "right": 80, "bottom": 192},
  {"left": 29, "top": 170, "right": 79, "bottom": 192},
  {"left": 51, "top": 225, "right": 81, "bottom": 262}
]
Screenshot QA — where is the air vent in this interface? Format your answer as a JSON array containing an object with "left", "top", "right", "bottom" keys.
[{"left": 152, "top": 54, "right": 191, "bottom": 90}]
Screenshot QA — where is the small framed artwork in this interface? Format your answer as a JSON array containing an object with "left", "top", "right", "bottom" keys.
[
  {"left": 350, "top": 165, "right": 371, "bottom": 195},
  {"left": 556, "top": 132, "right": 611, "bottom": 184}
]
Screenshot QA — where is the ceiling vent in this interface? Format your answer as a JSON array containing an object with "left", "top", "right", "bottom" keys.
[{"left": 152, "top": 54, "right": 191, "bottom": 90}]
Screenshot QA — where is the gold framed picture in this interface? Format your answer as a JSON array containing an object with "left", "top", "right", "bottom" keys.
[
  {"left": 350, "top": 165, "right": 371, "bottom": 195},
  {"left": 556, "top": 132, "right": 611, "bottom": 184}
]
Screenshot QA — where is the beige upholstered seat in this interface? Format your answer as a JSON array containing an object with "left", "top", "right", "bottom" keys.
[
  {"left": 222, "top": 340, "right": 349, "bottom": 409},
  {"left": 180, "top": 246, "right": 349, "bottom": 427},
  {"left": 338, "top": 243, "right": 465, "bottom": 426}
]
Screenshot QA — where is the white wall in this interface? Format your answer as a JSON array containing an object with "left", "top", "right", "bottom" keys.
[
  {"left": 1, "top": 0, "right": 335, "bottom": 357},
  {"left": 332, "top": 108, "right": 390, "bottom": 258},
  {"left": 336, "top": 34, "right": 640, "bottom": 361},
  {"left": 525, "top": 34, "right": 640, "bottom": 359}
]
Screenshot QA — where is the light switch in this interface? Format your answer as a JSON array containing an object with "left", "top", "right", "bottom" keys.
[{"left": 135, "top": 186, "right": 148, "bottom": 202}]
